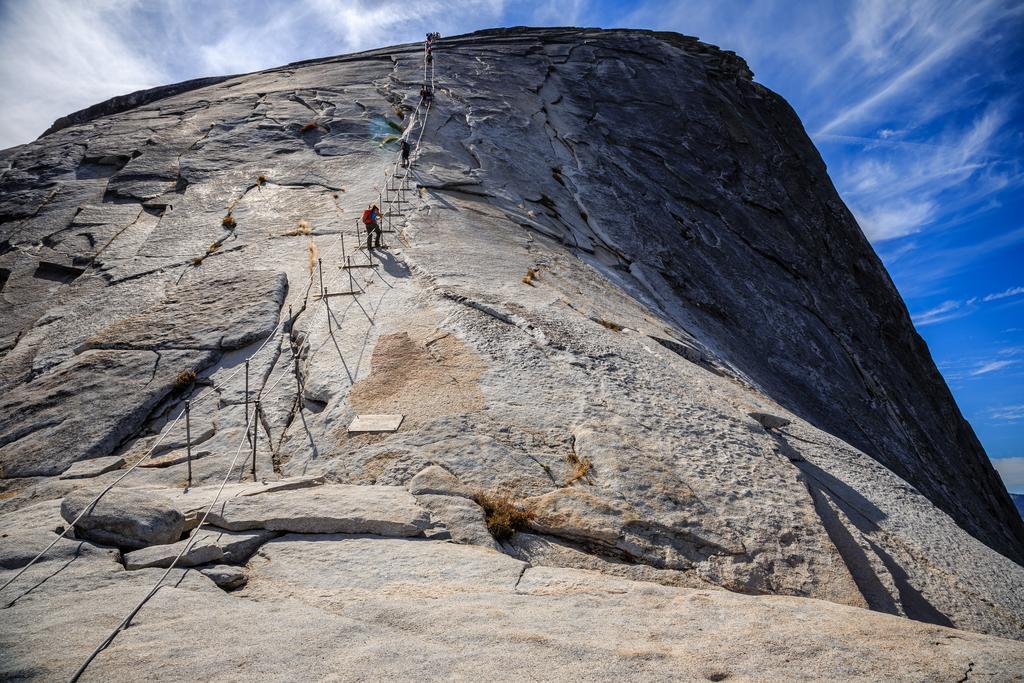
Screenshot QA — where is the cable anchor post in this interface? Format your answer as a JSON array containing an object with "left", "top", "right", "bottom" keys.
[
  {"left": 325, "top": 288, "right": 332, "bottom": 333},
  {"left": 251, "top": 400, "right": 260, "bottom": 481},
  {"left": 184, "top": 401, "right": 192, "bottom": 490},
  {"left": 244, "top": 359, "right": 250, "bottom": 432}
]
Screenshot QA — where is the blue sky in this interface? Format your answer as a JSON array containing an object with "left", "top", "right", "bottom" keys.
[{"left": 0, "top": 0, "right": 1021, "bottom": 490}]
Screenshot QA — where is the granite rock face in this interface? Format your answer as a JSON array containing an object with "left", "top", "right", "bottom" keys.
[{"left": 1, "top": 26, "right": 1023, "bottom": 679}]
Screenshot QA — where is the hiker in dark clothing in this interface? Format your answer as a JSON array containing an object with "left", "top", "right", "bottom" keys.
[
  {"left": 400, "top": 139, "right": 411, "bottom": 167},
  {"left": 362, "top": 204, "right": 382, "bottom": 250},
  {"left": 427, "top": 48, "right": 433, "bottom": 65},
  {"left": 420, "top": 85, "right": 433, "bottom": 104}
]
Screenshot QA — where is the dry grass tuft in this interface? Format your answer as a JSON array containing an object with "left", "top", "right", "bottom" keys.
[
  {"left": 564, "top": 450, "right": 593, "bottom": 486},
  {"left": 284, "top": 219, "right": 311, "bottom": 237},
  {"left": 307, "top": 239, "right": 319, "bottom": 273},
  {"left": 256, "top": 174, "right": 267, "bottom": 185},
  {"left": 222, "top": 213, "right": 236, "bottom": 229},
  {"left": 522, "top": 267, "right": 540, "bottom": 287},
  {"left": 591, "top": 317, "right": 623, "bottom": 332},
  {"left": 173, "top": 369, "right": 197, "bottom": 392},
  {"left": 191, "top": 256, "right": 204, "bottom": 266},
  {"left": 473, "top": 491, "right": 535, "bottom": 541},
  {"left": 207, "top": 242, "right": 220, "bottom": 254},
  {"left": 300, "top": 120, "right": 319, "bottom": 134}
]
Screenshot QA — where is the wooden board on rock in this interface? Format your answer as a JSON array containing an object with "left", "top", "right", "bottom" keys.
[{"left": 348, "top": 414, "right": 404, "bottom": 433}]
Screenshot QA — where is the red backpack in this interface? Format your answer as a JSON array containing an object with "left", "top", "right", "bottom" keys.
[{"left": 362, "top": 209, "right": 374, "bottom": 224}]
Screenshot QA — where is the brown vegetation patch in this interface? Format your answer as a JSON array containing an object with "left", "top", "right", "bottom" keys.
[
  {"left": 591, "top": 317, "right": 622, "bottom": 332},
  {"left": 307, "top": 239, "right": 318, "bottom": 273},
  {"left": 173, "top": 369, "right": 197, "bottom": 392},
  {"left": 222, "top": 213, "right": 236, "bottom": 229},
  {"left": 522, "top": 267, "right": 540, "bottom": 287},
  {"left": 283, "top": 219, "right": 311, "bottom": 237},
  {"left": 564, "top": 450, "right": 593, "bottom": 486},
  {"left": 473, "top": 491, "right": 535, "bottom": 541}
]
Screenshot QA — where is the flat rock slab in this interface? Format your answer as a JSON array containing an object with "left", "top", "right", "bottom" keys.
[
  {"left": 59, "top": 455, "right": 125, "bottom": 479},
  {"left": 124, "top": 528, "right": 276, "bottom": 569},
  {"left": 80, "top": 270, "right": 288, "bottom": 351},
  {"left": 248, "top": 534, "right": 526, "bottom": 598},
  {"left": 205, "top": 484, "right": 430, "bottom": 536},
  {"left": 347, "top": 414, "right": 404, "bottom": 433}
]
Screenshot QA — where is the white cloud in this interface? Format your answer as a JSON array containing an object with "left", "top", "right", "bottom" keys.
[
  {"left": 304, "top": 0, "right": 505, "bottom": 52},
  {"left": 855, "top": 199, "right": 936, "bottom": 241},
  {"left": 983, "top": 286, "right": 1024, "bottom": 302},
  {"left": 0, "top": 0, "right": 509, "bottom": 149},
  {"left": 912, "top": 299, "right": 968, "bottom": 327},
  {"left": 0, "top": 0, "right": 167, "bottom": 148},
  {"left": 992, "top": 456, "right": 1024, "bottom": 493},
  {"left": 841, "top": 101, "right": 1017, "bottom": 243},
  {"left": 990, "top": 405, "right": 1024, "bottom": 422},
  {"left": 971, "top": 359, "right": 1016, "bottom": 376},
  {"left": 817, "top": 0, "right": 1010, "bottom": 135}
]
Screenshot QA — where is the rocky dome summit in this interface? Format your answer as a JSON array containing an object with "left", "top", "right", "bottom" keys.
[{"left": 1, "top": 27, "right": 1022, "bottom": 680}]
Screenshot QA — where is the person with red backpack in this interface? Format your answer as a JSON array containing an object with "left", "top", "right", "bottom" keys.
[{"left": 362, "top": 204, "right": 382, "bottom": 251}]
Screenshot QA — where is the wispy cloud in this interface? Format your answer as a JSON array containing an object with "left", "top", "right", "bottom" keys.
[
  {"left": 910, "top": 275, "right": 1024, "bottom": 328},
  {"left": 0, "top": 0, "right": 167, "bottom": 148},
  {"left": 971, "top": 359, "right": 1017, "bottom": 376},
  {"left": 816, "top": 0, "right": 1013, "bottom": 135},
  {"left": 841, "top": 101, "right": 1018, "bottom": 242},
  {"left": 984, "top": 286, "right": 1024, "bottom": 302},
  {"left": 912, "top": 299, "right": 969, "bottom": 327},
  {"left": 991, "top": 405, "right": 1024, "bottom": 422},
  {"left": 0, "top": 0, "right": 508, "bottom": 148}
]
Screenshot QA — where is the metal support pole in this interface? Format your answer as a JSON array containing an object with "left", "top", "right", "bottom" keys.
[
  {"left": 340, "top": 230, "right": 346, "bottom": 257},
  {"left": 244, "top": 359, "right": 250, "bottom": 426},
  {"left": 318, "top": 258, "right": 324, "bottom": 296},
  {"left": 251, "top": 400, "right": 260, "bottom": 481},
  {"left": 325, "top": 289, "right": 332, "bottom": 333},
  {"left": 294, "top": 356, "right": 302, "bottom": 397},
  {"left": 185, "top": 401, "right": 192, "bottom": 490},
  {"left": 348, "top": 260, "right": 355, "bottom": 293},
  {"left": 288, "top": 305, "right": 293, "bottom": 332}
]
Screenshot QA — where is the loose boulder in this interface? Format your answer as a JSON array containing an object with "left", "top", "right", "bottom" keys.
[{"left": 60, "top": 487, "right": 185, "bottom": 549}]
